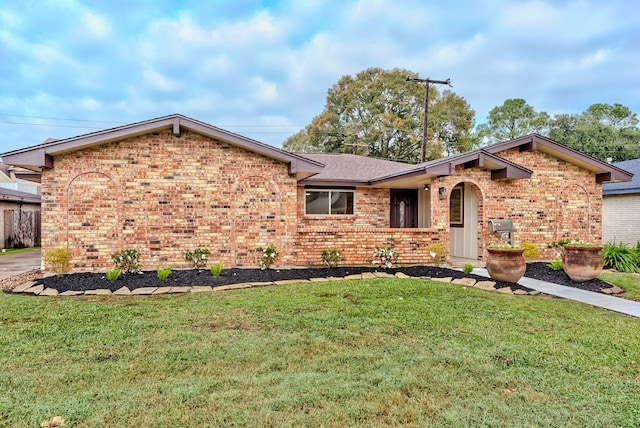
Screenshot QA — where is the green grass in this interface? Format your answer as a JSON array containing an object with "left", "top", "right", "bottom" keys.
[
  {"left": 599, "top": 271, "right": 640, "bottom": 301},
  {"left": 2, "top": 278, "right": 640, "bottom": 427},
  {"left": 0, "top": 246, "right": 40, "bottom": 256}
]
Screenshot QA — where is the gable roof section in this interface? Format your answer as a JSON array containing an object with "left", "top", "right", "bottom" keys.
[
  {"left": 0, "top": 114, "right": 324, "bottom": 179},
  {"left": 602, "top": 158, "right": 639, "bottom": 195},
  {"left": 370, "top": 149, "right": 533, "bottom": 186},
  {"left": 482, "top": 134, "right": 633, "bottom": 183}
]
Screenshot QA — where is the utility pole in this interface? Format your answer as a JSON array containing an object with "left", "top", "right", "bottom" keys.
[{"left": 406, "top": 76, "right": 452, "bottom": 162}]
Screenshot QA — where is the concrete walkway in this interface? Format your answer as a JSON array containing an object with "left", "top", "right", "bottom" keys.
[
  {"left": 0, "top": 249, "right": 41, "bottom": 280},
  {"left": 474, "top": 267, "right": 640, "bottom": 318}
]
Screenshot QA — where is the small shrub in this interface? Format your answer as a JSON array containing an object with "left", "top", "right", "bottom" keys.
[
  {"left": 183, "top": 248, "right": 210, "bottom": 269},
  {"left": 463, "top": 263, "right": 473, "bottom": 274},
  {"left": 547, "top": 259, "right": 563, "bottom": 271},
  {"left": 106, "top": 268, "right": 121, "bottom": 281},
  {"left": 210, "top": 263, "right": 223, "bottom": 277},
  {"left": 321, "top": 248, "right": 341, "bottom": 269},
  {"left": 157, "top": 266, "right": 172, "bottom": 280},
  {"left": 111, "top": 249, "right": 141, "bottom": 274},
  {"left": 602, "top": 242, "right": 640, "bottom": 273},
  {"left": 43, "top": 247, "right": 70, "bottom": 277},
  {"left": 425, "top": 243, "right": 446, "bottom": 266},
  {"left": 521, "top": 241, "right": 540, "bottom": 261},
  {"left": 373, "top": 245, "right": 399, "bottom": 268},
  {"left": 256, "top": 244, "right": 279, "bottom": 270}
]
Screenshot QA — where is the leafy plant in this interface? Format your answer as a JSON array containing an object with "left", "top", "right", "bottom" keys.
[
  {"left": 256, "top": 244, "right": 279, "bottom": 270},
  {"left": 183, "top": 248, "right": 210, "bottom": 269},
  {"left": 373, "top": 245, "right": 399, "bottom": 268},
  {"left": 547, "top": 259, "right": 563, "bottom": 271},
  {"left": 521, "top": 241, "right": 540, "bottom": 261},
  {"left": 321, "top": 248, "right": 341, "bottom": 269},
  {"left": 106, "top": 269, "right": 121, "bottom": 281},
  {"left": 425, "top": 243, "right": 446, "bottom": 266},
  {"left": 157, "top": 266, "right": 172, "bottom": 280},
  {"left": 111, "top": 249, "right": 141, "bottom": 274},
  {"left": 43, "top": 247, "right": 70, "bottom": 277},
  {"left": 602, "top": 242, "right": 640, "bottom": 273},
  {"left": 488, "top": 244, "right": 521, "bottom": 249},
  {"left": 210, "top": 263, "right": 223, "bottom": 277},
  {"left": 463, "top": 263, "right": 473, "bottom": 274}
]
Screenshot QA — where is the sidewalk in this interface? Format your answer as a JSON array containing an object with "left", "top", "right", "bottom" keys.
[{"left": 474, "top": 267, "right": 640, "bottom": 318}]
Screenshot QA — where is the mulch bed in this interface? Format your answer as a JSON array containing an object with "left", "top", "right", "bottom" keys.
[{"left": 25, "top": 262, "right": 615, "bottom": 294}]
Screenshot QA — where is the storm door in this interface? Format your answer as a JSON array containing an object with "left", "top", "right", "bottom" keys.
[{"left": 390, "top": 189, "right": 418, "bottom": 228}]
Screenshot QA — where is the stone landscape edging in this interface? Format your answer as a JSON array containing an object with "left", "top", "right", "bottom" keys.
[{"left": 9, "top": 271, "right": 541, "bottom": 297}]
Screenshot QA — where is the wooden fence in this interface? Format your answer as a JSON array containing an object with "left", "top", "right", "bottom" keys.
[{"left": 3, "top": 209, "right": 41, "bottom": 248}]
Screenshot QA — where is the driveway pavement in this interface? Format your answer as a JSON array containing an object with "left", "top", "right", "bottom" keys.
[{"left": 0, "top": 249, "right": 42, "bottom": 280}]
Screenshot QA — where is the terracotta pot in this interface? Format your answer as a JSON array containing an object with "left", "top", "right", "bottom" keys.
[
  {"left": 486, "top": 248, "right": 526, "bottom": 283},
  {"left": 562, "top": 245, "right": 603, "bottom": 282}
]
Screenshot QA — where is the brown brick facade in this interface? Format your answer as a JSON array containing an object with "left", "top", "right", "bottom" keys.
[{"left": 41, "top": 130, "right": 602, "bottom": 272}]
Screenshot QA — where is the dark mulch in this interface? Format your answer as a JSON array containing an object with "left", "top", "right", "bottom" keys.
[
  {"left": 27, "top": 262, "right": 615, "bottom": 295},
  {"left": 524, "top": 262, "right": 614, "bottom": 293},
  {"left": 34, "top": 265, "right": 532, "bottom": 294}
]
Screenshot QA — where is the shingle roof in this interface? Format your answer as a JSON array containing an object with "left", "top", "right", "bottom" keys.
[
  {"left": 602, "top": 158, "right": 639, "bottom": 195},
  {"left": 0, "top": 187, "right": 41, "bottom": 204},
  {"left": 298, "top": 153, "right": 413, "bottom": 184}
]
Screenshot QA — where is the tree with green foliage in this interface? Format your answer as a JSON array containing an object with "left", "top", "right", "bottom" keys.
[
  {"left": 475, "top": 98, "right": 549, "bottom": 145},
  {"left": 549, "top": 103, "right": 640, "bottom": 162},
  {"left": 283, "top": 67, "right": 475, "bottom": 163}
]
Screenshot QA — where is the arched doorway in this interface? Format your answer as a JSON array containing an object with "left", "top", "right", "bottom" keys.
[{"left": 449, "top": 182, "right": 481, "bottom": 261}]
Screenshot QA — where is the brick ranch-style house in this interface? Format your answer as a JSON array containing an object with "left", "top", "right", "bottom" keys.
[{"left": 1, "top": 114, "right": 633, "bottom": 272}]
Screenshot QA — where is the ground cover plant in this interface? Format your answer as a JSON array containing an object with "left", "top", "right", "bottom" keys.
[{"left": 1, "top": 278, "right": 639, "bottom": 427}]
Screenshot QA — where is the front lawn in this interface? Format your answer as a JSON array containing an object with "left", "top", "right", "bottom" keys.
[
  {"left": 1, "top": 278, "right": 639, "bottom": 427},
  {"left": 0, "top": 246, "right": 40, "bottom": 256},
  {"left": 599, "top": 271, "right": 640, "bottom": 301}
]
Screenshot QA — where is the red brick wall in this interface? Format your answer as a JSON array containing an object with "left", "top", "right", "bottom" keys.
[
  {"left": 41, "top": 134, "right": 602, "bottom": 272},
  {"left": 41, "top": 129, "right": 299, "bottom": 271}
]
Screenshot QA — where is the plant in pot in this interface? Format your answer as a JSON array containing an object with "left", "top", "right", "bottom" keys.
[
  {"left": 486, "top": 244, "right": 526, "bottom": 283},
  {"left": 555, "top": 240, "right": 603, "bottom": 282}
]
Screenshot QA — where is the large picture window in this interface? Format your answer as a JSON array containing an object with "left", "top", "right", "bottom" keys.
[{"left": 305, "top": 189, "right": 355, "bottom": 215}]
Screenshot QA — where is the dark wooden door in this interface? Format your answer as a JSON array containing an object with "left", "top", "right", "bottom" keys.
[{"left": 390, "top": 189, "right": 418, "bottom": 228}]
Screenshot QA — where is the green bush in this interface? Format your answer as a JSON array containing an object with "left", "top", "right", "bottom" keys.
[
  {"left": 257, "top": 244, "right": 279, "bottom": 270},
  {"left": 463, "top": 263, "right": 473, "bottom": 274},
  {"left": 602, "top": 242, "right": 640, "bottom": 273},
  {"left": 210, "top": 263, "right": 223, "bottom": 277},
  {"left": 43, "top": 247, "right": 71, "bottom": 277},
  {"left": 547, "top": 259, "right": 563, "bottom": 271},
  {"left": 111, "top": 249, "right": 141, "bottom": 274},
  {"left": 183, "top": 248, "right": 210, "bottom": 269},
  {"left": 321, "top": 248, "right": 341, "bottom": 269},
  {"left": 157, "top": 266, "right": 172, "bottom": 280},
  {"left": 106, "top": 269, "right": 121, "bottom": 281}
]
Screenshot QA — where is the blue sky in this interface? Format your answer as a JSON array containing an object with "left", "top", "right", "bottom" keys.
[{"left": 1, "top": 0, "right": 639, "bottom": 154}]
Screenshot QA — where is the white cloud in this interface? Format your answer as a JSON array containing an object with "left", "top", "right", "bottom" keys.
[
  {"left": 142, "top": 69, "right": 183, "bottom": 92},
  {"left": 80, "top": 11, "right": 111, "bottom": 39}
]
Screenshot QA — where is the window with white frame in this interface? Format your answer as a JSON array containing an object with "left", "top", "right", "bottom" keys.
[{"left": 305, "top": 189, "right": 355, "bottom": 215}]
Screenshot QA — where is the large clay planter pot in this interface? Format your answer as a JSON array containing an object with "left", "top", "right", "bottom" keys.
[
  {"left": 562, "top": 245, "right": 603, "bottom": 282},
  {"left": 486, "top": 248, "right": 526, "bottom": 283}
]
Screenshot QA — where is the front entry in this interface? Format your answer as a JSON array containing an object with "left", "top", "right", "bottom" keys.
[
  {"left": 390, "top": 189, "right": 418, "bottom": 228},
  {"left": 449, "top": 183, "right": 479, "bottom": 260}
]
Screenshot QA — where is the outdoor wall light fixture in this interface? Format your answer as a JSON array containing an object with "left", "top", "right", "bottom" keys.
[
  {"left": 423, "top": 184, "right": 430, "bottom": 190},
  {"left": 438, "top": 187, "right": 447, "bottom": 200}
]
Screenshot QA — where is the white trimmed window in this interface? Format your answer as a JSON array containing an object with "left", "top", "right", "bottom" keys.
[{"left": 305, "top": 189, "right": 355, "bottom": 215}]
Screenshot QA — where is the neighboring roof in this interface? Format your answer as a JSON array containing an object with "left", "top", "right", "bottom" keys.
[
  {"left": 602, "top": 158, "right": 640, "bottom": 195},
  {"left": 0, "top": 114, "right": 324, "bottom": 180},
  {"left": 0, "top": 187, "right": 41, "bottom": 204},
  {"left": 297, "top": 153, "right": 413, "bottom": 186}
]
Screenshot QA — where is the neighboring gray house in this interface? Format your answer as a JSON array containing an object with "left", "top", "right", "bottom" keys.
[
  {"left": 602, "top": 158, "right": 639, "bottom": 245},
  {"left": 0, "top": 187, "right": 41, "bottom": 248}
]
